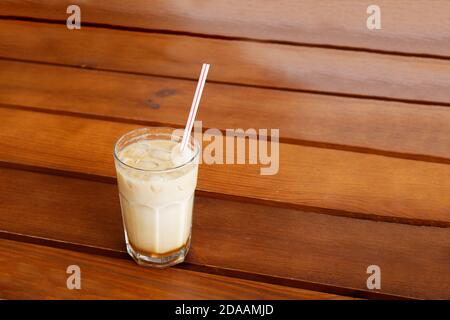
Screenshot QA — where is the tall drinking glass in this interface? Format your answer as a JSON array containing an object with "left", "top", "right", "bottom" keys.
[{"left": 113, "top": 127, "right": 200, "bottom": 267}]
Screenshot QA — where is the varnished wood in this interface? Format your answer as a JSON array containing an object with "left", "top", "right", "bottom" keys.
[
  {"left": 1, "top": 20, "right": 450, "bottom": 104},
  {"left": 0, "top": 238, "right": 351, "bottom": 299},
  {"left": 1, "top": 60, "right": 450, "bottom": 161},
  {"left": 2, "top": 0, "right": 450, "bottom": 56},
  {"left": 1, "top": 1, "right": 448, "bottom": 301},
  {"left": 0, "top": 167, "right": 448, "bottom": 299},
  {"left": 0, "top": 107, "right": 449, "bottom": 225}
]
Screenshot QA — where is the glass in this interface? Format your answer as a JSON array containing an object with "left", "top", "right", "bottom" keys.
[{"left": 113, "top": 127, "right": 200, "bottom": 268}]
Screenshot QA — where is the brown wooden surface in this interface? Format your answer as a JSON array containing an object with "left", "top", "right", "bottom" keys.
[
  {"left": 1, "top": 60, "right": 450, "bottom": 162},
  {"left": 0, "top": 107, "right": 449, "bottom": 226},
  {"left": 2, "top": 0, "right": 450, "bottom": 57},
  {"left": 1, "top": 20, "right": 450, "bottom": 104},
  {"left": 0, "top": 1, "right": 449, "bottom": 301},
  {"left": 0, "top": 238, "right": 352, "bottom": 299},
  {"left": 0, "top": 167, "right": 449, "bottom": 299}
]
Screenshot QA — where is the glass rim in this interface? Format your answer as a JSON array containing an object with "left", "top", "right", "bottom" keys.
[{"left": 113, "top": 127, "right": 200, "bottom": 173}]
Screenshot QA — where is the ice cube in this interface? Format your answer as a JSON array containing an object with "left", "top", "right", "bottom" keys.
[
  {"left": 149, "top": 148, "right": 172, "bottom": 161},
  {"left": 130, "top": 142, "right": 151, "bottom": 158},
  {"left": 138, "top": 159, "right": 159, "bottom": 170},
  {"left": 171, "top": 143, "right": 194, "bottom": 166},
  {"left": 149, "top": 174, "right": 164, "bottom": 192}
]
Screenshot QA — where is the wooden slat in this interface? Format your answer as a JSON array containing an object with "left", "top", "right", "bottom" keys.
[
  {"left": 1, "top": 20, "right": 450, "bottom": 104},
  {"left": 0, "top": 167, "right": 449, "bottom": 299},
  {"left": 2, "top": 0, "right": 450, "bottom": 56},
  {"left": 0, "top": 238, "right": 348, "bottom": 299},
  {"left": 0, "top": 108, "right": 449, "bottom": 225},
  {"left": 1, "top": 60, "right": 450, "bottom": 162}
]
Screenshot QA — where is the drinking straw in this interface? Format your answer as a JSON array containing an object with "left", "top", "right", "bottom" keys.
[{"left": 180, "top": 63, "right": 210, "bottom": 152}]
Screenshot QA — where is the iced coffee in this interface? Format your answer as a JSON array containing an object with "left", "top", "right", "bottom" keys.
[{"left": 113, "top": 127, "right": 199, "bottom": 267}]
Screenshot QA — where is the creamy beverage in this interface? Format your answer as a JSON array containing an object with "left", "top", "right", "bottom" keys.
[{"left": 114, "top": 128, "right": 199, "bottom": 267}]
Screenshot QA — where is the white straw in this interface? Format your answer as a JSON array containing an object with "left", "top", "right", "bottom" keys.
[{"left": 180, "top": 63, "right": 210, "bottom": 151}]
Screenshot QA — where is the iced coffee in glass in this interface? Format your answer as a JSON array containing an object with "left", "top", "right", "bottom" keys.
[{"left": 113, "top": 127, "right": 199, "bottom": 267}]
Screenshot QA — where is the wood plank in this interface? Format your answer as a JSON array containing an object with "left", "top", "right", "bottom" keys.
[
  {"left": 1, "top": 60, "right": 450, "bottom": 162},
  {"left": 0, "top": 239, "right": 348, "bottom": 299},
  {"left": 2, "top": 0, "right": 450, "bottom": 57},
  {"left": 1, "top": 20, "right": 450, "bottom": 104},
  {"left": 0, "top": 108, "right": 449, "bottom": 225},
  {"left": 0, "top": 167, "right": 448, "bottom": 299}
]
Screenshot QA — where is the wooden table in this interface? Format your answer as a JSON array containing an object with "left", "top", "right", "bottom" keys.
[{"left": 0, "top": 1, "right": 449, "bottom": 300}]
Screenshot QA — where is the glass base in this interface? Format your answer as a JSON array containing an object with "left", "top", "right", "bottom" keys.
[{"left": 126, "top": 237, "right": 191, "bottom": 268}]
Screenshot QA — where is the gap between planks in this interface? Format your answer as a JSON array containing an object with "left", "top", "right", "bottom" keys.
[
  {"left": 1, "top": 18, "right": 450, "bottom": 105},
  {"left": 1, "top": 102, "right": 449, "bottom": 166},
  {"left": 0, "top": 160, "right": 449, "bottom": 229},
  {"left": 0, "top": 15, "right": 449, "bottom": 62},
  {"left": 2, "top": 55, "right": 450, "bottom": 109},
  {"left": 0, "top": 230, "right": 400, "bottom": 300}
]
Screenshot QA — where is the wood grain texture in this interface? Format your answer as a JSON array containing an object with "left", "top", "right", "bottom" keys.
[
  {"left": 2, "top": 0, "right": 450, "bottom": 56},
  {"left": 1, "top": 60, "right": 450, "bottom": 161},
  {"left": 0, "top": 167, "right": 448, "bottom": 299},
  {"left": 1, "top": 20, "right": 450, "bottom": 104},
  {"left": 0, "top": 239, "right": 349, "bottom": 299},
  {"left": 0, "top": 108, "right": 449, "bottom": 225}
]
